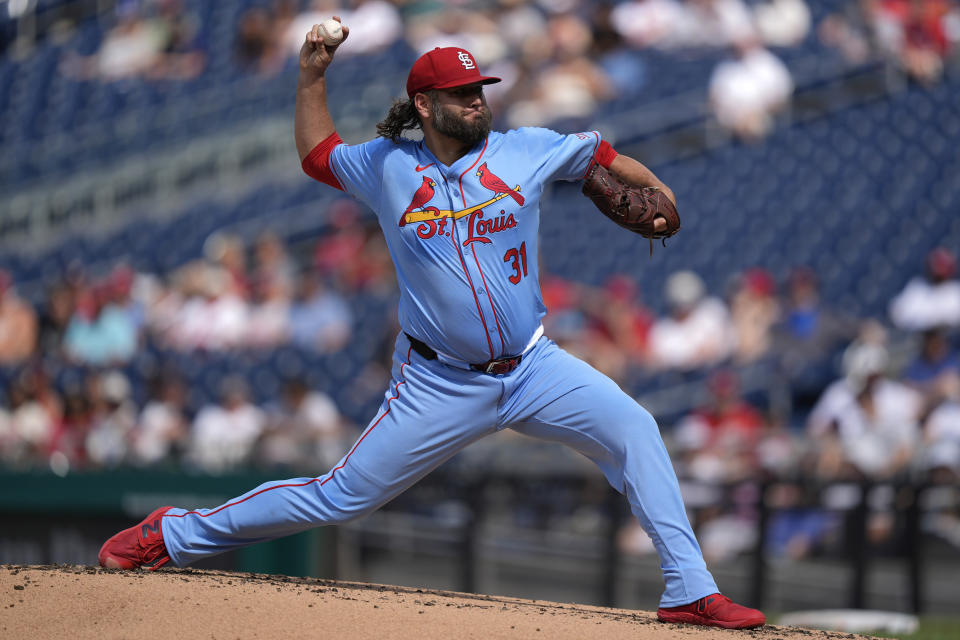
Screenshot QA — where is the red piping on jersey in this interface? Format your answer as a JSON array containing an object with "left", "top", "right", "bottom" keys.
[
  {"left": 451, "top": 225, "right": 495, "bottom": 359},
  {"left": 447, "top": 138, "right": 494, "bottom": 360},
  {"left": 301, "top": 132, "right": 346, "bottom": 191},
  {"left": 457, "top": 138, "right": 487, "bottom": 205},
  {"left": 457, "top": 139, "right": 506, "bottom": 355},
  {"left": 471, "top": 243, "right": 506, "bottom": 354},
  {"left": 166, "top": 347, "right": 414, "bottom": 520},
  {"left": 580, "top": 132, "right": 604, "bottom": 180}
]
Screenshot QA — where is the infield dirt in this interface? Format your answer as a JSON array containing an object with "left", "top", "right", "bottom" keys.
[{"left": 1, "top": 564, "right": 884, "bottom": 639}]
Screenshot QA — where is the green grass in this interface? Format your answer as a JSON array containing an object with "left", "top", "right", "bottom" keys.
[{"left": 865, "top": 618, "right": 960, "bottom": 640}]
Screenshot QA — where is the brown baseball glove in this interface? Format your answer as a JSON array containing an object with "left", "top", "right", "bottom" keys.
[{"left": 581, "top": 162, "right": 681, "bottom": 242}]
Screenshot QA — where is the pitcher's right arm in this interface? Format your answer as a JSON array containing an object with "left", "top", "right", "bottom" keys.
[{"left": 295, "top": 18, "right": 350, "bottom": 161}]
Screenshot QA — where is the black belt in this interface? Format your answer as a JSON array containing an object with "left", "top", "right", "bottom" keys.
[{"left": 405, "top": 333, "right": 523, "bottom": 375}]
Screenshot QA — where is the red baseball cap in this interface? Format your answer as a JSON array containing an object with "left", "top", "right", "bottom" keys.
[{"left": 406, "top": 47, "right": 501, "bottom": 98}]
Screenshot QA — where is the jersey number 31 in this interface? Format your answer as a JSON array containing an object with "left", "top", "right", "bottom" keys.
[{"left": 504, "top": 242, "right": 528, "bottom": 285}]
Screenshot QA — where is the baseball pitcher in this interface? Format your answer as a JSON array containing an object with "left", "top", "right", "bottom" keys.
[{"left": 99, "top": 18, "right": 764, "bottom": 629}]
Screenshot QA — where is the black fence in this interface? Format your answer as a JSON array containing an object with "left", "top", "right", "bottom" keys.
[{"left": 1, "top": 468, "right": 956, "bottom": 613}]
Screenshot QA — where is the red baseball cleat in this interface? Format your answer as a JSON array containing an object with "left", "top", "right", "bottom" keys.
[
  {"left": 657, "top": 593, "right": 766, "bottom": 629},
  {"left": 98, "top": 506, "right": 174, "bottom": 571}
]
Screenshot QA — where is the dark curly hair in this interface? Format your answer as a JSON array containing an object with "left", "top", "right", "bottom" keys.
[{"left": 376, "top": 91, "right": 435, "bottom": 142}]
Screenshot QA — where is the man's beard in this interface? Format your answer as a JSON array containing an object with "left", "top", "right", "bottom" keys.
[{"left": 431, "top": 100, "right": 492, "bottom": 146}]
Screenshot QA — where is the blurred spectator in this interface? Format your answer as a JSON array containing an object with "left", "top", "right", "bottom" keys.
[
  {"left": 105, "top": 264, "right": 146, "bottom": 334},
  {"left": 903, "top": 327, "right": 959, "bottom": 392},
  {"left": 252, "top": 232, "right": 296, "bottom": 301},
  {"left": 0, "top": 271, "right": 38, "bottom": 365},
  {"left": 589, "top": 274, "right": 655, "bottom": 363},
  {"left": 51, "top": 383, "right": 94, "bottom": 469},
  {"left": 36, "top": 282, "right": 75, "bottom": 359},
  {"left": 236, "top": 0, "right": 297, "bottom": 73},
  {"left": 204, "top": 233, "right": 251, "bottom": 300},
  {"left": 62, "top": 1, "right": 205, "bottom": 81},
  {"left": 673, "top": 369, "right": 766, "bottom": 483},
  {"left": 819, "top": 0, "right": 882, "bottom": 64},
  {"left": 649, "top": 270, "right": 734, "bottom": 370},
  {"left": 729, "top": 267, "right": 780, "bottom": 363},
  {"left": 708, "top": 37, "right": 793, "bottom": 142},
  {"left": 132, "top": 376, "right": 189, "bottom": 466},
  {"left": 678, "top": 0, "right": 757, "bottom": 48},
  {"left": 806, "top": 328, "right": 923, "bottom": 480},
  {"left": 774, "top": 267, "right": 858, "bottom": 392},
  {"left": 890, "top": 247, "right": 960, "bottom": 331},
  {"left": 168, "top": 264, "right": 249, "bottom": 351},
  {"left": 314, "top": 199, "right": 368, "bottom": 287},
  {"left": 921, "top": 371, "right": 960, "bottom": 480},
  {"left": 258, "top": 378, "right": 350, "bottom": 470},
  {"left": 2, "top": 371, "right": 61, "bottom": 467},
  {"left": 0, "top": 402, "right": 12, "bottom": 464},
  {"left": 63, "top": 283, "right": 137, "bottom": 365},
  {"left": 506, "top": 13, "right": 614, "bottom": 127},
  {"left": 289, "top": 272, "right": 352, "bottom": 353},
  {"left": 540, "top": 274, "right": 587, "bottom": 346},
  {"left": 247, "top": 276, "right": 292, "bottom": 349},
  {"left": 188, "top": 378, "right": 265, "bottom": 473},
  {"left": 85, "top": 371, "right": 137, "bottom": 468},
  {"left": 753, "top": 0, "right": 811, "bottom": 47},
  {"left": 148, "top": 0, "right": 207, "bottom": 79},
  {"left": 406, "top": 6, "right": 506, "bottom": 64},
  {"left": 342, "top": 0, "right": 403, "bottom": 56},
  {"left": 612, "top": 0, "right": 757, "bottom": 50},
  {"left": 885, "top": 0, "right": 953, "bottom": 84},
  {"left": 589, "top": 2, "right": 649, "bottom": 99},
  {"left": 287, "top": 0, "right": 402, "bottom": 60},
  {"left": 610, "top": 0, "right": 686, "bottom": 49}
]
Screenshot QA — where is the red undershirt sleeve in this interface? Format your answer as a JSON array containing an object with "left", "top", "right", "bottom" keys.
[
  {"left": 594, "top": 139, "right": 617, "bottom": 169},
  {"left": 301, "top": 132, "right": 345, "bottom": 191}
]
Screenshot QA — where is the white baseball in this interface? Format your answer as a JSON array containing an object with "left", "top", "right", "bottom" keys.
[{"left": 318, "top": 19, "right": 344, "bottom": 46}]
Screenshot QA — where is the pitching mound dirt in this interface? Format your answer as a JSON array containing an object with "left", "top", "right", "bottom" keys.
[{"left": 2, "top": 564, "right": 879, "bottom": 639}]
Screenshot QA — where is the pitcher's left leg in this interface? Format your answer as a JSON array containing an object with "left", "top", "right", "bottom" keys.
[{"left": 500, "top": 339, "right": 716, "bottom": 608}]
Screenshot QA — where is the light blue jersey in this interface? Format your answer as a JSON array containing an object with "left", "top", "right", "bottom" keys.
[{"left": 331, "top": 128, "right": 601, "bottom": 363}]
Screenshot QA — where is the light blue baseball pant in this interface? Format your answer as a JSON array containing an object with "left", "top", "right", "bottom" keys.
[{"left": 161, "top": 334, "right": 718, "bottom": 607}]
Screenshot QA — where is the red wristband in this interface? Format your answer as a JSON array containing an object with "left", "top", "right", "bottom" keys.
[{"left": 302, "top": 132, "right": 345, "bottom": 190}]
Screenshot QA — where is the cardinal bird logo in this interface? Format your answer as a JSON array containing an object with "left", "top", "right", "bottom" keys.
[
  {"left": 400, "top": 176, "right": 439, "bottom": 227},
  {"left": 476, "top": 163, "right": 524, "bottom": 206}
]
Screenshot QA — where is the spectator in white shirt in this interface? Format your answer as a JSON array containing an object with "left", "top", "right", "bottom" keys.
[
  {"left": 807, "top": 333, "right": 924, "bottom": 480},
  {"left": 921, "top": 372, "right": 960, "bottom": 481},
  {"left": 133, "top": 377, "right": 189, "bottom": 466},
  {"left": 189, "top": 378, "right": 265, "bottom": 474},
  {"left": 258, "top": 378, "right": 350, "bottom": 470},
  {"left": 709, "top": 37, "right": 793, "bottom": 141},
  {"left": 649, "top": 270, "right": 735, "bottom": 370},
  {"left": 890, "top": 247, "right": 960, "bottom": 331}
]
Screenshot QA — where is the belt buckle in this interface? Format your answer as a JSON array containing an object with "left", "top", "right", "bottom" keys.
[{"left": 484, "top": 356, "right": 520, "bottom": 375}]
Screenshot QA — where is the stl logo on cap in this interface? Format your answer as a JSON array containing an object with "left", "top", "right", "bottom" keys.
[
  {"left": 457, "top": 51, "right": 475, "bottom": 70},
  {"left": 406, "top": 47, "right": 501, "bottom": 97}
]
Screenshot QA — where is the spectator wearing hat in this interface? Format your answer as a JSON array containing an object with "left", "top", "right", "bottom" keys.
[{"left": 890, "top": 247, "right": 960, "bottom": 331}]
